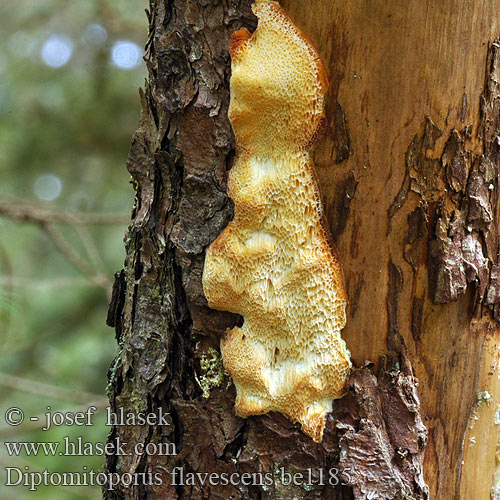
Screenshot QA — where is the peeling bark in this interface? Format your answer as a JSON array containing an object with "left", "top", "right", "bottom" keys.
[
  {"left": 391, "top": 38, "right": 500, "bottom": 314},
  {"left": 333, "top": 359, "right": 428, "bottom": 500}
]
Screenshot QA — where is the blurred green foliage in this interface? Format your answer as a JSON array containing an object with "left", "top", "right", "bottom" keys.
[{"left": 0, "top": 1, "right": 146, "bottom": 498}]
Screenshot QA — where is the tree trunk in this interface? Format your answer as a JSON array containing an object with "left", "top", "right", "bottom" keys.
[{"left": 105, "top": 1, "right": 500, "bottom": 499}]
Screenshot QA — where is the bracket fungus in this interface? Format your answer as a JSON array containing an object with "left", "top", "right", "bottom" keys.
[{"left": 202, "top": 0, "right": 351, "bottom": 442}]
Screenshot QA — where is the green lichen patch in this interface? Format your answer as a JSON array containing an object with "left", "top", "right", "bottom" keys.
[
  {"left": 194, "top": 347, "right": 224, "bottom": 399},
  {"left": 478, "top": 390, "right": 493, "bottom": 407}
]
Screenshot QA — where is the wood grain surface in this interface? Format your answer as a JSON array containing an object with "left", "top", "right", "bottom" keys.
[{"left": 280, "top": 1, "right": 500, "bottom": 497}]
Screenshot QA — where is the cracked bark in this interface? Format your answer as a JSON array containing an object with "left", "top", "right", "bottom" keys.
[{"left": 105, "top": 1, "right": 500, "bottom": 499}]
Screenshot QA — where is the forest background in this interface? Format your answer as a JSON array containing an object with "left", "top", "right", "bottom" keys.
[{"left": 0, "top": 1, "right": 146, "bottom": 498}]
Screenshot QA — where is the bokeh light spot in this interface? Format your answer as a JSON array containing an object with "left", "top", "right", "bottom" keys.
[
  {"left": 111, "top": 41, "right": 142, "bottom": 70},
  {"left": 83, "top": 24, "right": 108, "bottom": 49},
  {"left": 41, "top": 34, "right": 73, "bottom": 68},
  {"left": 33, "top": 174, "right": 63, "bottom": 201}
]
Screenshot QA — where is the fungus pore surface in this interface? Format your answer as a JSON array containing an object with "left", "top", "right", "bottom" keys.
[{"left": 202, "top": 0, "right": 351, "bottom": 442}]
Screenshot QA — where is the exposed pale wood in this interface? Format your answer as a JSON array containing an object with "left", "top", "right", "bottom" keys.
[
  {"left": 281, "top": 0, "right": 500, "bottom": 497},
  {"left": 461, "top": 326, "right": 500, "bottom": 500}
]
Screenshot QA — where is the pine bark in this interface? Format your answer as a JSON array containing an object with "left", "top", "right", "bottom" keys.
[{"left": 105, "top": 1, "right": 500, "bottom": 499}]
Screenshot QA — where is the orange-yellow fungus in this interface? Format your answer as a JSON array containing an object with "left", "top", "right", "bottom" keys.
[{"left": 203, "top": 0, "right": 351, "bottom": 442}]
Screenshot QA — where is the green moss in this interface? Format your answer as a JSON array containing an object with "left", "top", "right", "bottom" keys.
[
  {"left": 105, "top": 356, "right": 121, "bottom": 398},
  {"left": 127, "top": 380, "right": 146, "bottom": 414},
  {"left": 150, "top": 284, "right": 161, "bottom": 300}
]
